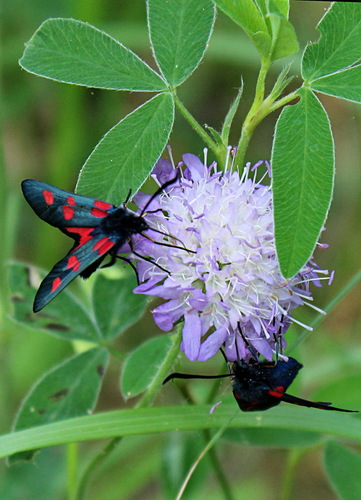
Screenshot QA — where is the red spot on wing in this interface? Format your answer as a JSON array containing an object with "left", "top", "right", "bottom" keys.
[
  {"left": 65, "top": 227, "right": 94, "bottom": 250},
  {"left": 94, "top": 200, "right": 112, "bottom": 210},
  {"left": 93, "top": 237, "right": 114, "bottom": 255},
  {"left": 51, "top": 277, "right": 62, "bottom": 292},
  {"left": 67, "top": 196, "right": 76, "bottom": 206},
  {"left": 43, "top": 190, "right": 54, "bottom": 205},
  {"left": 91, "top": 208, "right": 108, "bottom": 218},
  {"left": 62, "top": 206, "right": 75, "bottom": 220},
  {"left": 268, "top": 386, "right": 285, "bottom": 398},
  {"left": 67, "top": 255, "right": 81, "bottom": 272}
]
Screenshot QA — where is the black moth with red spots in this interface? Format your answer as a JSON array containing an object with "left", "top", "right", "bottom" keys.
[
  {"left": 22, "top": 180, "right": 150, "bottom": 312},
  {"left": 231, "top": 357, "right": 357, "bottom": 412},
  {"left": 163, "top": 357, "right": 357, "bottom": 413}
]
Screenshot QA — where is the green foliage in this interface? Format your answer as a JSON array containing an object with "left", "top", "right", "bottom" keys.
[
  {"left": 76, "top": 93, "right": 175, "bottom": 204},
  {"left": 324, "top": 441, "right": 361, "bottom": 500},
  {"left": 223, "top": 427, "right": 324, "bottom": 448},
  {"left": 302, "top": 2, "right": 361, "bottom": 105},
  {"left": 147, "top": 0, "right": 215, "bottom": 87},
  {"left": 20, "top": 18, "right": 167, "bottom": 91},
  {"left": 302, "top": 2, "right": 361, "bottom": 81},
  {"left": 214, "top": 0, "right": 298, "bottom": 60},
  {"left": 10, "top": 348, "right": 108, "bottom": 463},
  {"left": 309, "top": 65, "right": 361, "bottom": 104},
  {"left": 3, "top": 0, "right": 361, "bottom": 499},
  {"left": 271, "top": 88, "right": 334, "bottom": 278},
  {"left": 92, "top": 273, "right": 148, "bottom": 341},
  {"left": 9, "top": 262, "right": 100, "bottom": 342},
  {"left": 121, "top": 335, "right": 174, "bottom": 398},
  {"left": 1, "top": 405, "right": 361, "bottom": 460}
]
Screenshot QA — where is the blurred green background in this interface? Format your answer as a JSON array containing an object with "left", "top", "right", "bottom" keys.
[{"left": 2, "top": 1, "right": 361, "bottom": 499}]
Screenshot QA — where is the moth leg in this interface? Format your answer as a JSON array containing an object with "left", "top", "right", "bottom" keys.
[
  {"left": 100, "top": 253, "right": 140, "bottom": 283},
  {"left": 237, "top": 323, "right": 259, "bottom": 362}
]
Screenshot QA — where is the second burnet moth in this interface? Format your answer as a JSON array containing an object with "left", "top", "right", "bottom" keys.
[
  {"left": 22, "top": 176, "right": 181, "bottom": 312},
  {"left": 163, "top": 356, "right": 357, "bottom": 413}
]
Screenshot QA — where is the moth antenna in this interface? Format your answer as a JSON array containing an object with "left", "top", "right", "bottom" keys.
[
  {"left": 163, "top": 372, "right": 232, "bottom": 385},
  {"left": 273, "top": 314, "right": 284, "bottom": 362},
  {"left": 142, "top": 229, "right": 196, "bottom": 254},
  {"left": 220, "top": 347, "right": 232, "bottom": 373},
  {"left": 115, "top": 256, "right": 141, "bottom": 284},
  {"left": 99, "top": 252, "right": 141, "bottom": 283},
  {"left": 139, "top": 173, "right": 179, "bottom": 217},
  {"left": 124, "top": 189, "right": 132, "bottom": 205},
  {"left": 128, "top": 246, "right": 170, "bottom": 275},
  {"left": 237, "top": 323, "right": 259, "bottom": 362}
]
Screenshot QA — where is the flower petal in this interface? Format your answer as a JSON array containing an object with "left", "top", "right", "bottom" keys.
[
  {"left": 182, "top": 311, "right": 201, "bottom": 361},
  {"left": 198, "top": 327, "right": 228, "bottom": 361}
]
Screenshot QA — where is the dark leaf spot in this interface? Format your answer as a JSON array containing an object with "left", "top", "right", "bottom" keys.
[
  {"left": 97, "top": 365, "right": 105, "bottom": 377},
  {"left": 11, "top": 294, "right": 25, "bottom": 302},
  {"left": 36, "top": 311, "right": 58, "bottom": 320},
  {"left": 45, "top": 323, "right": 70, "bottom": 332},
  {"left": 50, "top": 388, "right": 69, "bottom": 401}
]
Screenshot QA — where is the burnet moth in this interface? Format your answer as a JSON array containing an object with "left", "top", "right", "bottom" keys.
[
  {"left": 163, "top": 329, "right": 357, "bottom": 413},
  {"left": 22, "top": 177, "right": 183, "bottom": 312}
]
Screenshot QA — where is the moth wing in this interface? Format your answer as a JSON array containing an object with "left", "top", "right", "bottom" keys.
[
  {"left": 22, "top": 179, "right": 115, "bottom": 229},
  {"left": 33, "top": 234, "right": 117, "bottom": 312},
  {"left": 281, "top": 393, "right": 357, "bottom": 413},
  {"left": 266, "top": 358, "right": 302, "bottom": 392}
]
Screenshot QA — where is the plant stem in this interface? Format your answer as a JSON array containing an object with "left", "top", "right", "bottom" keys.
[
  {"left": 235, "top": 57, "right": 270, "bottom": 167},
  {"left": 75, "top": 436, "right": 122, "bottom": 500},
  {"left": 173, "top": 93, "right": 220, "bottom": 158},
  {"left": 279, "top": 448, "right": 304, "bottom": 500},
  {"left": 67, "top": 443, "right": 78, "bottom": 500},
  {"left": 268, "top": 90, "right": 300, "bottom": 113},
  {"left": 176, "top": 417, "right": 236, "bottom": 500},
  {"left": 175, "top": 382, "right": 234, "bottom": 499},
  {"left": 204, "top": 429, "right": 235, "bottom": 500},
  {"left": 75, "top": 329, "right": 182, "bottom": 500},
  {"left": 289, "top": 268, "right": 361, "bottom": 352}
]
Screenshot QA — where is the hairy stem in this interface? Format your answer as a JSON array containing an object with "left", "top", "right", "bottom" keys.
[
  {"left": 173, "top": 93, "right": 220, "bottom": 159},
  {"left": 235, "top": 57, "right": 270, "bottom": 167}
]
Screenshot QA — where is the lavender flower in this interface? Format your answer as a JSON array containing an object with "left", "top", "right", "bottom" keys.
[{"left": 132, "top": 150, "right": 329, "bottom": 362}]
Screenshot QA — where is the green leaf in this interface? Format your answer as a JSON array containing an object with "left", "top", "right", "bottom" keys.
[
  {"left": 268, "top": 11, "right": 299, "bottom": 61},
  {"left": 8, "top": 262, "right": 100, "bottom": 342},
  {"left": 223, "top": 427, "right": 324, "bottom": 448},
  {"left": 147, "top": 0, "right": 215, "bottom": 87},
  {"left": 324, "top": 441, "right": 361, "bottom": 500},
  {"left": 221, "top": 83, "right": 243, "bottom": 144},
  {"left": 19, "top": 18, "right": 167, "bottom": 91},
  {"left": 309, "top": 65, "right": 361, "bottom": 104},
  {"left": 271, "top": 0, "right": 289, "bottom": 18},
  {"left": 76, "top": 93, "right": 175, "bottom": 204},
  {"left": 205, "top": 125, "right": 224, "bottom": 148},
  {"left": 92, "top": 273, "right": 148, "bottom": 341},
  {"left": 121, "top": 335, "right": 174, "bottom": 399},
  {"left": 271, "top": 88, "right": 334, "bottom": 278},
  {"left": 10, "top": 348, "right": 108, "bottom": 462},
  {"left": 213, "top": 0, "right": 271, "bottom": 58},
  {"left": 302, "top": 3, "right": 361, "bottom": 82},
  {"left": 254, "top": 0, "right": 289, "bottom": 19},
  {"left": 0, "top": 405, "right": 360, "bottom": 459}
]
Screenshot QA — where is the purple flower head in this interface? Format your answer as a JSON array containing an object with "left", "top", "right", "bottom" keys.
[{"left": 132, "top": 151, "right": 330, "bottom": 362}]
